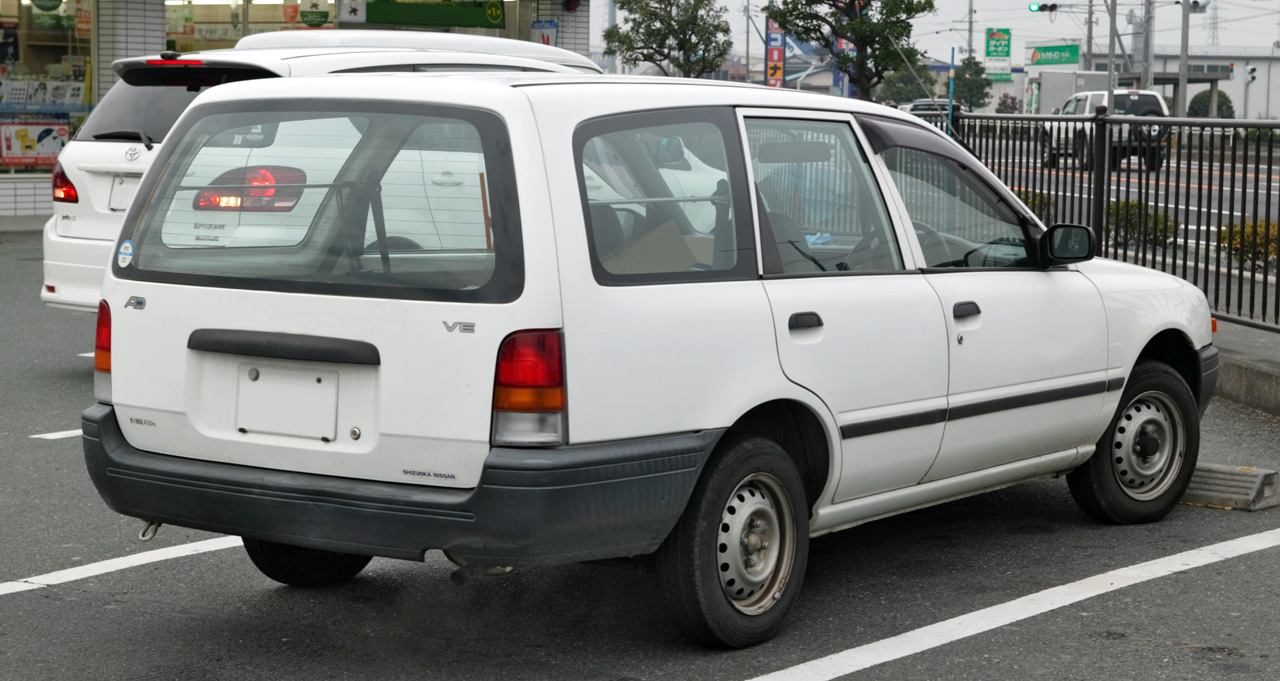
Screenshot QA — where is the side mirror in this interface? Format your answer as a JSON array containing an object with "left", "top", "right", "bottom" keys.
[
  {"left": 1051, "top": 107, "right": 1061, "bottom": 115},
  {"left": 1041, "top": 224, "right": 1095, "bottom": 266},
  {"left": 655, "top": 137, "right": 685, "bottom": 164}
]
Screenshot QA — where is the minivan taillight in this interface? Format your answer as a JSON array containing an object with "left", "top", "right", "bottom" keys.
[
  {"left": 52, "top": 162, "right": 78, "bottom": 203},
  {"left": 94, "top": 300, "right": 113, "bottom": 403},
  {"left": 491, "top": 330, "right": 566, "bottom": 446}
]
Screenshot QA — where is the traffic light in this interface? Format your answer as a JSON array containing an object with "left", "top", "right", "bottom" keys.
[
  {"left": 1029, "top": 3, "right": 1059, "bottom": 11},
  {"left": 1249, "top": 66, "right": 1258, "bottom": 84}
]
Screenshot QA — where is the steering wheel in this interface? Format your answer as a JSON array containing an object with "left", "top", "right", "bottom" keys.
[
  {"left": 912, "top": 220, "right": 952, "bottom": 267},
  {"left": 842, "top": 231, "right": 891, "bottom": 271}
]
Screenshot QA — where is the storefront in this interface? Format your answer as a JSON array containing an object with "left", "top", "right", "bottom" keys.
[{"left": 1, "top": 0, "right": 588, "bottom": 217}]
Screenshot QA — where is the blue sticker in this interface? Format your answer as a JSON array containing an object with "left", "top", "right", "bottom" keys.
[{"left": 117, "top": 240, "right": 134, "bottom": 268}]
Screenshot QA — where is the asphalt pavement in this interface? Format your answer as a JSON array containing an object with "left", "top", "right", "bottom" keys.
[{"left": 4, "top": 228, "right": 1280, "bottom": 680}]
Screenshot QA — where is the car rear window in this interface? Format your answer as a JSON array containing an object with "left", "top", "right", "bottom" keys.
[
  {"left": 115, "top": 100, "right": 522, "bottom": 303},
  {"left": 1114, "top": 93, "right": 1164, "bottom": 117},
  {"left": 74, "top": 82, "right": 204, "bottom": 144}
]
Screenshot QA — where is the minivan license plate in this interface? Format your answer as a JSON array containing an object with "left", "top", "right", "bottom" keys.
[
  {"left": 236, "top": 365, "right": 338, "bottom": 440},
  {"left": 109, "top": 175, "right": 140, "bottom": 212}
]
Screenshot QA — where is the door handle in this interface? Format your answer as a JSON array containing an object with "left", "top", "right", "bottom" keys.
[
  {"left": 953, "top": 301, "right": 982, "bottom": 319},
  {"left": 788, "top": 312, "right": 824, "bottom": 330}
]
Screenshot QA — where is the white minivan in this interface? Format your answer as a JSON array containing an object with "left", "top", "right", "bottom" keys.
[
  {"left": 84, "top": 73, "right": 1218, "bottom": 648},
  {"left": 41, "top": 33, "right": 591, "bottom": 312}
]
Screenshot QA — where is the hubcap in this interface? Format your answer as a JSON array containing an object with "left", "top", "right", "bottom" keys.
[
  {"left": 1109, "top": 390, "right": 1185, "bottom": 501},
  {"left": 716, "top": 473, "right": 795, "bottom": 616}
]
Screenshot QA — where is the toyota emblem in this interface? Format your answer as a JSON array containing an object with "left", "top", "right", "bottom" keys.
[{"left": 125, "top": 146, "right": 142, "bottom": 161}]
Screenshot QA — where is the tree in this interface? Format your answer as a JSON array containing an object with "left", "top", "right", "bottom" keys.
[
  {"left": 1188, "top": 89, "right": 1235, "bottom": 119},
  {"left": 995, "top": 92, "right": 1021, "bottom": 114},
  {"left": 765, "top": 0, "right": 936, "bottom": 101},
  {"left": 952, "top": 56, "right": 991, "bottom": 111},
  {"left": 603, "top": 0, "right": 733, "bottom": 79},
  {"left": 876, "top": 61, "right": 936, "bottom": 105}
]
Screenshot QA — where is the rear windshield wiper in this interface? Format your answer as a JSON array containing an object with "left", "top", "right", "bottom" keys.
[{"left": 92, "top": 129, "right": 154, "bottom": 150}]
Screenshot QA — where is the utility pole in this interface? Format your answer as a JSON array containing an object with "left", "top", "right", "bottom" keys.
[
  {"left": 742, "top": 1, "right": 750, "bottom": 84},
  {"left": 1176, "top": 0, "right": 1190, "bottom": 115},
  {"left": 1106, "top": 0, "right": 1117, "bottom": 113},
  {"left": 1143, "top": 0, "right": 1154, "bottom": 89},
  {"left": 968, "top": 0, "right": 974, "bottom": 58},
  {"left": 1085, "top": 0, "right": 1094, "bottom": 71}
]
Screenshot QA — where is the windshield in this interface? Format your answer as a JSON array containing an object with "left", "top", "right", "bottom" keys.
[{"left": 116, "top": 101, "right": 523, "bottom": 303}]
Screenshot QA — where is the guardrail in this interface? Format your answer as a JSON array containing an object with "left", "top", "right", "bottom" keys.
[{"left": 918, "top": 107, "right": 1280, "bottom": 331}]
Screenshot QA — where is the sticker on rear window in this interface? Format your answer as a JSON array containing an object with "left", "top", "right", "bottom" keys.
[{"left": 117, "top": 240, "right": 133, "bottom": 268}]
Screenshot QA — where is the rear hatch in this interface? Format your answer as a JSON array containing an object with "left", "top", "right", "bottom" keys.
[
  {"left": 54, "top": 59, "right": 280, "bottom": 241},
  {"left": 102, "top": 90, "right": 559, "bottom": 489}
]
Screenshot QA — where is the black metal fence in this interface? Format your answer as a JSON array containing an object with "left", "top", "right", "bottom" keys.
[{"left": 920, "top": 107, "right": 1280, "bottom": 331}]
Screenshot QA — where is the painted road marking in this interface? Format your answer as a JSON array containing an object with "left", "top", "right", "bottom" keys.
[
  {"left": 0, "top": 537, "right": 240, "bottom": 597},
  {"left": 78, "top": 352, "right": 93, "bottom": 358},
  {"left": 29, "top": 429, "right": 82, "bottom": 440},
  {"left": 747, "top": 527, "right": 1280, "bottom": 681}
]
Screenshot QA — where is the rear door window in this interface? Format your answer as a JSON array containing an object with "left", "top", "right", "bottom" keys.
[
  {"left": 1114, "top": 93, "right": 1165, "bottom": 116},
  {"left": 74, "top": 82, "right": 204, "bottom": 144},
  {"left": 117, "top": 101, "right": 522, "bottom": 303}
]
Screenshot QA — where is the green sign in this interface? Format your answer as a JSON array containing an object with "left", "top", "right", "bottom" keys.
[
  {"left": 364, "top": 0, "right": 505, "bottom": 29},
  {"left": 985, "top": 28, "right": 1011, "bottom": 59},
  {"left": 30, "top": 0, "right": 62, "bottom": 12},
  {"left": 1030, "top": 44, "right": 1080, "bottom": 65},
  {"left": 300, "top": 9, "right": 329, "bottom": 27},
  {"left": 989, "top": 72, "right": 1013, "bottom": 82}
]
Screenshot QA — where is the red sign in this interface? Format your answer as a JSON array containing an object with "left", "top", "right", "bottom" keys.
[
  {"left": 283, "top": 4, "right": 299, "bottom": 22},
  {"left": 1, "top": 123, "right": 71, "bottom": 168},
  {"left": 768, "top": 19, "right": 781, "bottom": 32}
]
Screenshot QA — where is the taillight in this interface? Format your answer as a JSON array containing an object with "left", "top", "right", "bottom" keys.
[
  {"left": 52, "top": 162, "right": 78, "bottom": 203},
  {"left": 94, "top": 300, "right": 113, "bottom": 404},
  {"left": 193, "top": 166, "right": 306, "bottom": 212},
  {"left": 492, "top": 330, "right": 566, "bottom": 446},
  {"left": 94, "top": 300, "right": 111, "bottom": 372}
]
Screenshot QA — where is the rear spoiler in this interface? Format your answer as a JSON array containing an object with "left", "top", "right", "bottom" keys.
[{"left": 114, "top": 57, "right": 283, "bottom": 88}]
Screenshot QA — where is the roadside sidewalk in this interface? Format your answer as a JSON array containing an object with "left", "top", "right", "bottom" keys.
[
  {"left": 1213, "top": 319, "right": 1280, "bottom": 417},
  {"left": 0, "top": 215, "right": 50, "bottom": 233}
]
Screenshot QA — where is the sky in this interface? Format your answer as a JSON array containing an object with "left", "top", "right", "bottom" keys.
[{"left": 590, "top": 0, "right": 1280, "bottom": 64}]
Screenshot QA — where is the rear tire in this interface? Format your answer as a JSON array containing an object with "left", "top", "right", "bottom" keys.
[
  {"left": 1040, "top": 133, "right": 1059, "bottom": 169},
  {"left": 1144, "top": 149, "right": 1165, "bottom": 172},
  {"left": 243, "top": 538, "right": 372, "bottom": 587},
  {"left": 1076, "top": 137, "right": 1093, "bottom": 171},
  {"left": 655, "top": 435, "right": 809, "bottom": 648},
  {"left": 1068, "top": 360, "right": 1200, "bottom": 524}
]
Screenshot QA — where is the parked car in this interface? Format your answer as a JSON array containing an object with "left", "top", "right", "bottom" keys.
[
  {"left": 41, "top": 36, "right": 587, "bottom": 313},
  {"left": 83, "top": 73, "right": 1217, "bottom": 649},
  {"left": 1039, "top": 89, "right": 1170, "bottom": 171},
  {"left": 898, "top": 98, "right": 969, "bottom": 115}
]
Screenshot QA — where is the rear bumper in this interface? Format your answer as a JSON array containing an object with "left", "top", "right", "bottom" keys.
[
  {"left": 82, "top": 403, "right": 719, "bottom": 566},
  {"left": 42, "top": 220, "right": 112, "bottom": 312},
  {"left": 1197, "top": 344, "right": 1219, "bottom": 418}
]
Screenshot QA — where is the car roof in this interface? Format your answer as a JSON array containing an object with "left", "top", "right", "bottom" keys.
[
  {"left": 113, "top": 47, "right": 582, "bottom": 78},
  {"left": 184, "top": 71, "right": 934, "bottom": 127},
  {"left": 236, "top": 30, "right": 604, "bottom": 73}
]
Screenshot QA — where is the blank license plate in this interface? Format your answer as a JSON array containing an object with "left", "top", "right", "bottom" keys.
[
  {"left": 108, "top": 175, "right": 140, "bottom": 212},
  {"left": 236, "top": 364, "right": 338, "bottom": 440}
]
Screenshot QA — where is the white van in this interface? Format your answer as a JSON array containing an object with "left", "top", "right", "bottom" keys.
[
  {"left": 41, "top": 38, "right": 585, "bottom": 313},
  {"left": 84, "top": 73, "right": 1218, "bottom": 648}
]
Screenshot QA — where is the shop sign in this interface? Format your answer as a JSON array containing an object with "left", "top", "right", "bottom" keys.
[
  {"left": 531, "top": 19, "right": 557, "bottom": 47},
  {"left": 338, "top": 0, "right": 505, "bottom": 29},
  {"left": 30, "top": 0, "right": 63, "bottom": 12},
  {"left": 1, "top": 117, "right": 71, "bottom": 168},
  {"left": 1029, "top": 44, "right": 1079, "bottom": 66},
  {"left": 766, "top": 19, "right": 783, "bottom": 88},
  {"left": 985, "top": 28, "right": 1011, "bottom": 59},
  {"left": 300, "top": 1, "right": 330, "bottom": 27},
  {"left": 284, "top": 4, "right": 300, "bottom": 23}
]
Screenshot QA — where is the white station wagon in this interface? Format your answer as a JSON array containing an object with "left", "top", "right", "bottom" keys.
[{"left": 83, "top": 74, "right": 1218, "bottom": 648}]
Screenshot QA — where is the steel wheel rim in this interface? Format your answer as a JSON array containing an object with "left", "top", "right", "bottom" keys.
[
  {"left": 1109, "top": 390, "right": 1185, "bottom": 501},
  {"left": 716, "top": 472, "right": 795, "bottom": 616}
]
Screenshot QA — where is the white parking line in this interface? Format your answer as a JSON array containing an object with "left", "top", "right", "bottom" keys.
[
  {"left": 78, "top": 352, "right": 93, "bottom": 358},
  {"left": 747, "top": 527, "right": 1280, "bottom": 681},
  {"left": 29, "top": 429, "right": 82, "bottom": 440},
  {"left": 0, "top": 537, "right": 240, "bottom": 597}
]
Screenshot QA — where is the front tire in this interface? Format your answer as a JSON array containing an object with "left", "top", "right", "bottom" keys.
[
  {"left": 243, "top": 538, "right": 372, "bottom": 587},
  {"left": 1068, "top": 360, "right": 1200, "bottom": 524},
  {"left": 1040, "top": 133, "right": 1059, "bottom": 169},
  {"left": 655, "top": 435, "right": 809, "bottom": 648}
]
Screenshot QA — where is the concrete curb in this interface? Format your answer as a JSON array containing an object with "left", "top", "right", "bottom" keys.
[{"left": 1216, "top": 348, "right": 1280, "bottom": 419}]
